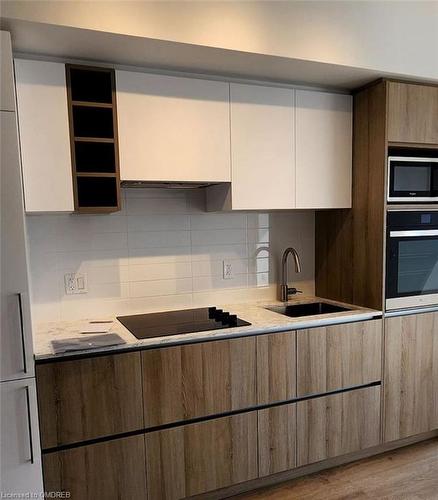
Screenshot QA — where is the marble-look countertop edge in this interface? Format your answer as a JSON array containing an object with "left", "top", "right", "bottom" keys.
[{"left": 33, "top": 297, "right": 383, "bottom": 362}]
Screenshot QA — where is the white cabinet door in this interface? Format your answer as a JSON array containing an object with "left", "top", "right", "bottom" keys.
[
  {"left": 1, "top": 31, "right": 15, "bottom": 111},
  {"left": 15, "top": 59, "right": 74, "bottom": 212},
  {"left": 1, "top": 111, "right": 34, "bottom": 381},
  {"left": 230, "top": 83, "right": 295, "bottom": 210},
  {"left": 0, "top": 379, "right": 43, "bottom": 497},
  {"left": 295, "top": 90, "right": 352, "bottom": 209},
  {"left": 116, "top": 71, "right": 231, "bottom": 183}
]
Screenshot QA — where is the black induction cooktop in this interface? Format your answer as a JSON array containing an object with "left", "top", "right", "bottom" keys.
[{"left": 117, "top": 307, "right": 251, "bottom": 339}]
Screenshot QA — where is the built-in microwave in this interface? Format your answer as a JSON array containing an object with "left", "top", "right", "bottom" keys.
[
  {"left": 386, "top": 211, "right": 438, "bottom": 310},
  {"left": 388, "top": 156, "right": 438, "bottom": 203}
]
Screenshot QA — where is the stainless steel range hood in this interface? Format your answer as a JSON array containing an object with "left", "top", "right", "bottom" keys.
[{"left": 121, "top": 180, "right": 219, "bottom": 189}]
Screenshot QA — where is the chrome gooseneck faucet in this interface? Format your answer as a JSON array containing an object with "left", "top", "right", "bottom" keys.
[{"left": 279, "top": 247, "right": 302, "bottom": 302}]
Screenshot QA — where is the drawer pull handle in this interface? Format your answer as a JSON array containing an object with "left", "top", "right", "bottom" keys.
[
  {"left": 17, "top": 293, "right": 27, "bottom": 374},
  {"left": 24, "top": 385, "right": 34, "bottom": 464}
]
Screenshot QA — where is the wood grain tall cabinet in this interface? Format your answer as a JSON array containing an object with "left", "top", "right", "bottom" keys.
[
  {"left": 315, "top": 78, "right": 438, "bottom": 446},
  {"left": 315, "top": 79, "right": 438, "bottom": 310}
]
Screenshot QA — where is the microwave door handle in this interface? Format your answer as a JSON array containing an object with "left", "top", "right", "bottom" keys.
[{"left": 390, "top": 230, "right": 438, "bottom": 237}]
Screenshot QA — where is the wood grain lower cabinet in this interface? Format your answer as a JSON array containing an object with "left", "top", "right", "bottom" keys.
[
  {"left": 145, "top": 412, "right": 258, "bottom": 499},
  {"left": 43, "top": 435, "right": 147, "bottom": 500},
  {"left": 36, "top": 352, "right": 143, "bottom": 448},
  {"left": 257, "top": 331, "right": 296, "bottom": 404},
  {"left": 384, "top": 313, "right": 438, "bottom": 442},
  {"left": 297, "top": 386, "right": 381, "bottom": 466},
  {"left": 142, "top": 337, "right": 256, "bottom": 427},
  {"left": 297, "top": 319, "right": 382, "bottom": 396},
  {"left": 258, "top": 404, "right": 296, "bottom": 477}
]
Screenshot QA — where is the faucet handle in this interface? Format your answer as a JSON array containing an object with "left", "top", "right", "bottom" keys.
[{"left": 288, "top": 287, "right": 302, "bottom": 295}]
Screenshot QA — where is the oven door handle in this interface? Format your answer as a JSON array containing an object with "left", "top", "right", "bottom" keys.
[{"left": 390, "top": 230, "right": 438, "bottom": 237}]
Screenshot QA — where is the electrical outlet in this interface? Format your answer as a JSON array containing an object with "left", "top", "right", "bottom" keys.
[
  {"left": 64, "top": 272, "right": 88, "bottom": 295},
  {"left": 223, "top": 260, "right": 234, "bottom": 280}
]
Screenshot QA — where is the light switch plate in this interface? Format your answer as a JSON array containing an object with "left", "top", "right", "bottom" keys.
[{"left": 64, "top": 272, "right": 88, "bottom": 295}]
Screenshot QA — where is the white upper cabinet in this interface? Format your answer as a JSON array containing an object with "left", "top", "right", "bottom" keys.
[
  {"left": 295, "top": 90, "right": 352, "bottom": 209},
  {"left": 15, "top": 59, "right": 74, "bottom": 213},
  {"left": 116, "top": 71, "right": 231, "bottom": 183},
  {"left": 12, "top": 59, "right": 352, "bottom": 212},
  {"left": 229, "top": 83, "right": 295, "bottom": 210},
  {"left": 1, "top": 31, "right": 15, "bottom": 111}
]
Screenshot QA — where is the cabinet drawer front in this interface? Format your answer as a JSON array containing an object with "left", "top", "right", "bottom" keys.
[
  {"left": 258, "top": 404, "right": 296, "bottom": 477},
  {"left": 36, "top": 352, "right": 143, "bottom": 448},
  {"left": 297, "top": 319, "right": 382, "bottom": 396},
  {"left": 297, "top": 386, "right": 381, "bottom": 466},
  {"left": 384, "top": 313, "right": 438, "bottom": 442},
  {"left": 257, "top": 331, "right": 296, "bottom": 405},
  {"left": 145, "top": 412, "right": 258, "bottom": 499},
  {"left": 142, "top": 337, "right": 256, "bottom": 427},
  {"left": 43, "top": 435, "right": 147, "bottom": 500}
]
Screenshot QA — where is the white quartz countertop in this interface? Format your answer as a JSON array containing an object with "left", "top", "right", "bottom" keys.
[{"left": 33, "top": 296, "right": 382, "bottom": 361}]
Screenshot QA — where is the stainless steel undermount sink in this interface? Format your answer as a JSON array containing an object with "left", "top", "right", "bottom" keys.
[{"left": 265, "top": 301, "right": 351, "bottom": 318}]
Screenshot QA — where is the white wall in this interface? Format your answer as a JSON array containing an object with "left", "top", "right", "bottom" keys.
[
  {"left": 2, "top": 0, "right": 437, "bottom": 81},
  {"left": 26, "top": 188, "right": 314, "bottom": 323}
]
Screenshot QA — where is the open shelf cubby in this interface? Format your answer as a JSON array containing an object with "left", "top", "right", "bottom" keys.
[
  {"left": 69, "top": 67, "right": 113, "bottom": 104},
  {"left": 66, "top": 65, "right": 121, "bottom": 213}
]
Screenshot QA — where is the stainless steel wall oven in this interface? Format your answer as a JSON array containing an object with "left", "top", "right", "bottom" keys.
[{"left": 386, "top": 211, "right": 438, "bottom": 310}]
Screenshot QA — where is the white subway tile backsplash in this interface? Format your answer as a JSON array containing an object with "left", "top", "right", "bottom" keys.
[
  {"left": 120, "top": 294, "right": 194, "bottom": 315},
  {"left": 86, "top": 282, "right": 130, "bottom": 300},
  {"left": 247, "top": 228, "right": 270, "bottom": 243},
  {"left": 127, "top": 215, "right": 190, "bottom": 232},
  {"left": 191, "top": 213, "right": 246, "bottom": 230},
  {"left": 248, "top": 272, "right": 270, "bottom": 287},
  {"left": 56, "top": 230, "right": 128, "bottom": 252},
  {"left": 27, "top": 188, "right": 315, "bottom": 322},
  {"left": 129, "top": 278, "right": 193, "bottom": 298},
  {"left": 192, "top": 285, "right": 276, "bottom": 307},
  {"left": 248, "top": 257, "right": 270, "bottom": 274},
  {"left": 61, "top": 214, "right": 127, "bottom": 234},
  {"left": 126, "top": 197, "right": 188, "bottom": 215},
  {"left": 128, "top": 262, "right": 192, "bottom": 282},
  {"left": 58, "top": 249, "right": 130, "bottom": 270},
  {"left": 87, "top": 266, "right": 131, "bottom": 285},
  {"left": 128, "top": 247, "right": 191, "bottom": 265},
  {"left": 247, "top": 213, "right": 269, "bottom": 228},
  {"left": 128, "top": 231, "right": 190, "bottom": 249},
  {"left": 191, "top": 244, "right": 248, "bottom": 262},
  {"left": 191, "top": 228, "right": 246, "bottom": 246},
  {"left": 193, "top": 274, "right": 248, "bottom": 292},
  {"left": 192, "top": 259, "right": 248, "bottom": 277}
]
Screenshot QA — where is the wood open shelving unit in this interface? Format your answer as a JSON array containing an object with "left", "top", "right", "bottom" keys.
[{"left": 66, "top": 64, "right": 121, "bottom": 213}]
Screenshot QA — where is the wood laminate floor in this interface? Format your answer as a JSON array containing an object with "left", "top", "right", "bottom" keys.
[{"left": 237, "top": 438, "right": 438, "bottom": 500}]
